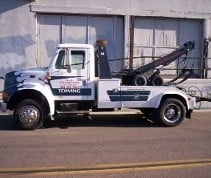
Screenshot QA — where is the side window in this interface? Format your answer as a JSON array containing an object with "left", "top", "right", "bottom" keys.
[
  {"left": 55, "top": 50, "right": 66, "bottom": 69},
  {"left": 71, "top": 50, "right": 85, "bottom": 70}
]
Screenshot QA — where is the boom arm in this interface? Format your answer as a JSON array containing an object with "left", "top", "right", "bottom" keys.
[{"left": 135, "top": 41, "right": 195, "bottom": 75}]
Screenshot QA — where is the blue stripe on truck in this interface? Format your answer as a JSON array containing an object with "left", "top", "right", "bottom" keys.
[{"left": 107, "top": 90, "right": 150, "bottom": 101}]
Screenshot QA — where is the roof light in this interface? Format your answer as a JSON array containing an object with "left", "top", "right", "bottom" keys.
[{"left": 96, "top": 40, "right": 107, "bottom": 46}]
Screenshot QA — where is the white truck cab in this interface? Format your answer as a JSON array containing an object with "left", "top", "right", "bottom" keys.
[
  {"left": 48, "top": 43, "right": 95, "bottom": 101},
  {"left": 1, "top": 40, "right": 196, "bottom": 130}
]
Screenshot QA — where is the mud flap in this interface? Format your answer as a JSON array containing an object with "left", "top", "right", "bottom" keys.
[{"left": 186, "top": 109, "right": 193, "bottom": 119}]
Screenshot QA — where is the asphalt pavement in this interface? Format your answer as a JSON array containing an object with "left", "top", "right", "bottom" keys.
[{"left": 0, "top": 110, "right": 210, "bottom": 178}]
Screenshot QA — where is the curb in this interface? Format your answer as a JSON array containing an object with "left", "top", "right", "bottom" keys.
[{"left": 194, "top": 109, "right": 211, "bottom": 112}]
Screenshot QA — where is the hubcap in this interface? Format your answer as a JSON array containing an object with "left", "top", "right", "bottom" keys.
[
  {"left": 19, "top": 106, "right": 40, "bottom": 125},
  {"left": 163, "top": 104, "right": 181, "bottom": 123},
  {"left": 166, "top": 108, "right": 176, "bottom": 118}
]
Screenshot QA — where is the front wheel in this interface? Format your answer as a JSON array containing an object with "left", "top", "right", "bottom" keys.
[
  {"left": 14, "top": 99, "right": 46, "bottom": 130},
  {"left": 155, "top": 98, "right": 186, "bottom": 127}
]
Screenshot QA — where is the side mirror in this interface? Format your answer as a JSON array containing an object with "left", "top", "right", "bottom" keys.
[
  {"left": 64, "top": 64, "right": 70, "bottom": 69},
  {"left": 64, "top": 64, "right": 71, "bottom": 73}
]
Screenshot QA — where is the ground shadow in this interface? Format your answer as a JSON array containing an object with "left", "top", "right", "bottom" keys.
[
  {"left": 0, "top": 114, "right": 18, "bottom": 130},
  {"left": 0, "top": 114, "right": 157, "bottom": 131},
  {"left": 43, "top": 115, "right": 157, "bottom": 129}
]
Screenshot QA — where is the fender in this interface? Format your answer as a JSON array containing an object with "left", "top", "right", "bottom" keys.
[
  {"left": 17, "top": 83, "right": 55, "bottom": 116},
  {"left": 150, "top": 88, "right": 195, "bottom": 110},
  {"left": 40, "top": 84, "right": 55, "bottom": 115},
  {"left": 5, "top": 79, "right": 55, "bottom": 116},
  {"left": 3, "top": 69, "right": 56, "bottom": 115}
]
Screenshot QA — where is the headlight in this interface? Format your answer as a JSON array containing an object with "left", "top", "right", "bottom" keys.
[{"left": 2, "top": 91, "right": 9, "bottom": 101}]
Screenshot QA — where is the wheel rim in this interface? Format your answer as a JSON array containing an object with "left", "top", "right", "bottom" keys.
[
  {"left": 19, "top": 106, "right": 40, "bottom": 125},
  {"left": 163, "top": 104, "right": 181, "bottom": 123}
]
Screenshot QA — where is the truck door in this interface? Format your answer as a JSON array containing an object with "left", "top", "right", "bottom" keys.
[{"left": 48, "top": 48, "right": 94, "bottom": 100}]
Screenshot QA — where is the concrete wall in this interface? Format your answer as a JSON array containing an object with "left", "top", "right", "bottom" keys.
[
  {"left": 31, "top": 1, "right": 211, "bottom": 70},
  {"left": 31, "top": 0, "right": 211, "bottom": 18},
  {"left": 171, "top": 79, "right": 211, "bottom": 109},
  {"left": 0, "top": 0, "right": 37, "bottom": 78}
]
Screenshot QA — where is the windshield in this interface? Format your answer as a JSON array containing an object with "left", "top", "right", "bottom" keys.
[
  {"left": 55, "top": 50, "right": 66, "bottom": 69},
  {"left": 48, "top": 48, "right": 63, "bottom": 70}
]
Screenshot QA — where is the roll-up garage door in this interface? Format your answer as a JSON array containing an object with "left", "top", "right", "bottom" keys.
[
  {"left": 133, "top": 17, "right": 203, "bottom": 78},
  {"left": 37, "top": 14, "right": 124, "bottom": 73}
]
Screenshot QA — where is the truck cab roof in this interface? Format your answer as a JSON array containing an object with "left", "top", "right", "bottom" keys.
[{"left": 57, "top": 43, "right": 93, "bottom": 49}]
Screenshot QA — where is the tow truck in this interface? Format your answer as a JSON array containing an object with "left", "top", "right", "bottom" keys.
[{"left": 1, "top": 40, "right": 196, "bottom": 129}]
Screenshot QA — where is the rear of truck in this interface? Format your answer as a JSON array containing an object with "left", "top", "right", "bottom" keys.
[{"left": 97, "top": 78, "right": 196, "bottom": 127}]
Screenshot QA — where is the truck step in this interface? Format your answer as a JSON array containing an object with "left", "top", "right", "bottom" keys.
[
  {"left": 53, "top": 110, "right": 142, "bottom": 122},
  {"left": 56, "top": 110, "right": 142, "bottom": 116},
  {"left": 56, "top": 110, "right": 89, "bottom": 115},
  {"left": 89, "top": 111, "right": 141, "bottom": 116}
]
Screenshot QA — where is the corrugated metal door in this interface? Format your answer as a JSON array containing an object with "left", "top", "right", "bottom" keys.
[
  {"left": 38, "top": 14, "right": 124, "bottom": 72},
  {"left": 38, "top": 15, "right": 61, "bottom": 67},
  {"left": 133, "top": 17, "right": 203, "bottom": 77}
]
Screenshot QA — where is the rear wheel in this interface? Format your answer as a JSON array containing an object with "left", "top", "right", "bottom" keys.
[
  {"left": 155, "top": 98, "right": 186, "bottom": 127},
  {"left": 14, "top": 99, "right": 46, "bottom": 130}
]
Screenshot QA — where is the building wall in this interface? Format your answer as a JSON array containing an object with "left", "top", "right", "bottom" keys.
[
  {"left": 0, "top": 1, "right": 37, "bottom": 76},
  {"left": 31, "top": 0, "right": 211, "bottom": 17},
  {"left": 1, "top": 0, "right": 211, "bottom": 74},
  {"left": 1, "top": 0, "right": 211, "bottom": 108},
  {"left": 31, "top": 0, "right": 211, "bottom": 74}
]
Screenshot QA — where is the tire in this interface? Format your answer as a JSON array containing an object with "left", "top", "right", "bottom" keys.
[
  {"left": 14, "top": 99, "right": 46, "bottom": 130},
  {"left": 156, "top": 98, "right": 186, "bottom": 127},
  {"left": 150, "top": 75, "right": 163, "bottom": 86},
  {"left": 133, "top": 75, "right": 148, "bottom": 86}
]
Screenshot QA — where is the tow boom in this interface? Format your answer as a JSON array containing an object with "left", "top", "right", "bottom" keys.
[{"left": 122, "top": 41, "right": 195, "bottom": 86}]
